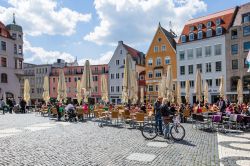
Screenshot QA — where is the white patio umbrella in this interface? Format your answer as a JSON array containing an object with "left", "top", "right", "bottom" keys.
[
  {"left": 159, "top": 75, "right": 167, "bottom": 98},
  {"left": 204, "top": 81, "right": 209, "bottom": 103},
  {"left": 194, "top": 69, "right": 202, "bottom": 102},
  {"left": 42, "top": 76, "right": 50, "bottom": 105},
  {"left": 176, "top": 81, "right": 181, "bottom": 105},
  {"left": 76, "top": 80, "right": 82, "bottom": 105},
  {"left": 131, "top": 70, "right": 138, "bottom": 104},
  {"left": 166, "top": 65, "right": 173, "bottom": 102},
  {"left": 23, "top": 79, "right": 30, "bottom": 104},
  {"left": 101, "top": 75, "right": 109, "bottom": 103},
  {"left": 219, "top": 76, "right": 225, "bottom": 99},
  {"left": 57, "top": 69, "right": 67, "bottom": 102},
  {"left": 185, "top": 80, "right": 190, "bottom": 104},
  {"left": 81, "top": 60, "right": 93, "bottom": 103},
  {"left": 122, "top": 54, "right": 133, "bottom": 103},
  {"left": 237, "top": 79, "right": 243, "bottom": 104},
  {"left": 140, "top": 87, "right": 144, "bottom": 103}
]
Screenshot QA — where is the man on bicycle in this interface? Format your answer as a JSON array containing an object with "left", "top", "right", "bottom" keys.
[{"left": 154, "top": 96, "right": 163, "bottom": 135}]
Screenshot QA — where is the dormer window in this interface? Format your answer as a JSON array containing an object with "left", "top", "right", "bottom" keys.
[
  {"left": 197, "top": 31, "right": 203, "bottom": 39},
  {"left": 206, "top": 29, "right": 212, "bottom": 37},
  {"left": 181, "top": 35, "right": 186, "bottom": 43},
  {"left": 189, "top": 26, "right": 194, "bottom": 32},
  {"left": 216, "top": 18, "right": 221, "bottom": 26},
  {"left": 216, "top": 27, "right": 222, "bottom": 35},
  {"left": 198, "top": 24, "right": 203, "bottom": 30},
  {"left": 207, "top": 21, "right": 212, "bottom": 28},
  {"left": 189, "top": 33, "right": 194, "bottom": 41}
]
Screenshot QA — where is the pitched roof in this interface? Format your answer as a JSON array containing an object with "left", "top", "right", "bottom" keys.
[
  {"left": 0, "top": 21, "right": 11, "bottom": 39},
  {"left": 161, "top": 26, "right": 176, "bottom": 49},
  {"left": 123, "top": 43, "right": 142, "bottom": 58},
  {"left": 178, "top": 7, "right": 236, "bottom": 43}
]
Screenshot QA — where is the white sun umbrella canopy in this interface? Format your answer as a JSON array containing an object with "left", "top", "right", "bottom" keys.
[
  {"left": 159, "top": 75, "right": 167, "bottom": 98},
  {"left": 81, "top": 60, "right": 94, "bottom": 103},
  {"left": 122, "top": 54, "right": 133, "bottom": 103},
  {"left": 140, "top": 87, "right": 144, "bottom": 103},
  {"left": 185, "top": 80, "right": 190, "bottom": 104},
  {"left": 204, "top": 81, "right": 209, "bottom": 103},
  {"left": 23, "top": 79, "right": 30, "bottom": 104},
  {"left": 176, "top": 81, "right": 181, "bottom": 105},
  {"left": 237, "top": 79, "right": 243, "bottom": 104},
  {"left": 166, "top": 65, "right": 173, "bottom": 102},
  {"left": 131, "top": 70, "right": 138, "bottom": 104},
  {"left": 194, "top": 69, "right": 202, "bottom": 102},
  {"left": 101, "top": 75, "right": 109, "bottom": 103},
  {"left": 219, "top": 76, "right": 225, "bottom": 99},
  {"left": 57, "top": 69, "right": 67, "bottom": 102},
  {"left": 76, "top": 80, "right": 82, "bottom": 105},
  {"left": 42, "top": 76, "right": 50, "bottom": 105}
]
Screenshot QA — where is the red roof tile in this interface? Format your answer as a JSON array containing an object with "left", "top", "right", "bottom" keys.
[
  {"left": 0, "top": 21, "right": 11, "bottom": 39},
  {"left": 123, "top": 43, "right": 141, "bottom": 58}
]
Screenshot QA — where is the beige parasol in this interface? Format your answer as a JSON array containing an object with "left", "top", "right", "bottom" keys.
[
  {"left": 204, "top": 81, "right": 209, "bottom": 103},
  {"left": 101, "top": 75, "right": 109, "bottom": 103},
  {"left": 219, "top": 76, "right": 225, "bottom": 99},
  {"left": 237, "top": 79, "right": 243, "bottom": 104},
  {"left": 76, "top": 80, "right": 82, "bottom": 105},
  {"left": 194, "top": 69, "right": 202, "bottom": 102},
  {"left": 42, "top": 76, "right": 50, "bottom": 105},
  {"left": 23, "top": 79, "right": 30, "bottom": 103},
  {"left": 122, "top": 54, "right": 133, "bottom": 103},
  {"left": 185, "top": 80, "right": 190, "bottom": 104},
  {"left": 57, "top": 69, "right": 67, "bottom": 102},
  {"left": 81, "top": 60, "right": 93, "bottom": 103},
  {"left": 176, "top": 81, "right": 181, "bottom": 105},
  {"left": 166, "top": 65, "right": 173, "bottom": 102}
]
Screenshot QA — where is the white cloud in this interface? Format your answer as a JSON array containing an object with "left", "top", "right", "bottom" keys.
[
  {"left": 0, "top": 0, "right": 91, "bottom": 36},
  {"left": 84, "top": 0, "right": 207, "bottom": 45},
  {"left": 78, "top": 51, "right": 113, "bottom": 65}
]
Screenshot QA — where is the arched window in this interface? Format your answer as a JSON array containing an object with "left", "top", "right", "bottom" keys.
[
  {"left": 156, "top": 57, "right": 161, "bottom": 66},
  {"left": 147, "top": 58, "right": 153, "bottom": 66},
  {"left": 231, "top": 76, "right": 240, "bottom": 91},
  {"left": 1, "top": 73, "right": 7, "bottom": 83}
]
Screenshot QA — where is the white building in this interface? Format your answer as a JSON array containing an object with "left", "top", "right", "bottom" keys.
[
  {"left": 176, "top": 8, "right": 237, "bottom": 104},
  {"left": 108, "top": 41, "right": 145, "bottom": 104},
  {"left": 0, "top": 17, "right": 23, "bottom": 103}
]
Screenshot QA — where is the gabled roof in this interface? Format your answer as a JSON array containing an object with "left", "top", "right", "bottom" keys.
[
  {"left": 161, "top": 26, "right": 176, "bottom": 49},
  {"left": 0, "top": 21, "right": 11, "bottom": 39},
  {"left": 123, "top": 43, "right": 143, "bottom": 58}
]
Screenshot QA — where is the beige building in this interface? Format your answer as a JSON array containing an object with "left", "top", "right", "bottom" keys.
[{"left": 226, "top": 3, "right": 250, "bottom": 102}]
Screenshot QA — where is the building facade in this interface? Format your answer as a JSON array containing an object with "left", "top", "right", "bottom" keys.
[
  {"left": 145, "top": 23, "right": 177, "bottom": 102},
  {"left": 177, "top": 8, "right": 236, "bottom": 104},
  {"left": 226, "top": 3, "right": 250, "bottom": 102},
  {"left": 108, "top": 41, "right": 145, "bottom": 104},
  {"left": 0, "top": 19, "right": 23, "bottom": 103},
  {"left": 49, "top": 64, "right": 108, "bottom": 103}
]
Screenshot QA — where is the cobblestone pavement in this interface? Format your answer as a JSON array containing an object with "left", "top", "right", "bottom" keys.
[{"left": 0, "top": 113, "right": 219, "bottom": 166}]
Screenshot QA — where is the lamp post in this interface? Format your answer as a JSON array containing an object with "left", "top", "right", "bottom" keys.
[{"left": 247, "top": 84, "right": 250, "bottom": 102}]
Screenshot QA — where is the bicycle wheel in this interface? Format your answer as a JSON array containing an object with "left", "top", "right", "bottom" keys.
[
  {"left": 141, "top": 123, "right": 158, "bottom": 140},
  {"left": 170, "top": 124, "right": 185, "bottom": 141}
]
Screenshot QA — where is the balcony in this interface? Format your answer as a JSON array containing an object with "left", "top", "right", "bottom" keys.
[
  {"left": 15, "top": 69, "right": 24, "bottom": 75},
  {"left": 14, "top": 54, "right": 24, "bottom": 59}
]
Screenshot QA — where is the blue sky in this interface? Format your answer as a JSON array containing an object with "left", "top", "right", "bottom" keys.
[{"left": 0, "top": 0, "right": 249, "bottom": 65}]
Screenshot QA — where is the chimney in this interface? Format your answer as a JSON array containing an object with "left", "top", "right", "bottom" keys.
[{"left": 118, "top": 41, "right": 123, "bottom": 45}]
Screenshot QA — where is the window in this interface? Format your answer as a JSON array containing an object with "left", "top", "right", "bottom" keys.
[
  {"left": 155, "top": 70, "right": 161, "bottom": 78},
  {"left": 93, "top": 76, "right": 98, "bottom": 81},
  {"left": 111, "top": 86, "right": 114, "bottom": 92},
  {"left": 18, "top": 45, "right": 22, "bottom": 55},
  {"left": 165, "top": 56, "right": 170, "bottom": 64},
  {"left": 179, "top": 51, "right": 185, "bottom": 60},
  {"left": 14, "top": 44, "right": 17, "bottom": 54},
  {"left": 154, "top": 46, "right": 159, "bottom": 52},
  {"left": 231, "top": 44, "right": 238, "bottom": 55},
  {"left": 122, "top": 73, "right": 124, "bottom": 78},
  {"left": 1, "top": 73, "right": 7, "bottom": 83},
  {"left": 180, "top": 81, "right": 186, "bottom": 88},
  {"left": 216, "top": 18, "right": 221, "bottom": 26},
  {"left": 188, "top": 65, "right": 193, "bottom": 74},
  {"left": 123, "top": 59, "right": 125, "bottom": 64},
  {"left": 197, "top": 31, "right": 203, "bottom": 39},
  {"left": 181, "top": 35, "right": 186, "bottom": 43},
  {"left": 120, "top": 49, "right": 122, "bottom": 54},
  {"left": 205, "top": 46, "right": 211, "bottom": 56},
  {"left": 215, "top": 78, "right": 221, "bottom": 86},
  {"left": 155, "top": 85, "right": 158, "bottom": 92},
  {"left": 243, "top": 26, "right": 250, "bottom": 36},
  {"left": 216, "top": 27, "right": 222, "bottom": 35},
  {"left": 189, "top": 33, "right": 194, "bottom": 41},
  {"left": 1, "top": 57, "right": 7, "bottom": 67},
  {"left": 231, "top": 76, "right": 240, "bottom": 91},
  {"left": 148, "top": 58, "right": 153, "bottom": 66},
  {"left": 12, "top": 33, "right": 16, "bottom": 39},
  {"left": 231, "top": 29, "right": 238, "bottom": 39},
  {"left": 196, "top": 47, "right": 202, "bottom": 58},
  {"left": 232, "top": 60, "right": 238, "bottom": 70},
  {"left": 198, "top": 24, "right": 203, "bottom": 30},
  {"left": 215, "top": 61, "right": 222, "bottom": 72},
  {"left": 116, "top": 73, "right": 119, "bottom": 79},
  {"left": 158, "top": 38, "right": 162, "bottom": 42},
  {"left": 53, "top": 78, "right": 56, "bottom": 83},
  {"left": 214, "top": 44, "right": 222, "bottom": 55},
  {"left": 111, "top": 74, "right": 114, "bottom": 79},
  {"left": 187, "top": 49, "right": 193, "bottom": 59},
  {"left": 242, "top": 13, "right": 250, "bottom": 23},
  {"left": 1, "top": 41, "right": 6, "bottom": 51},
  {"left": 68, "top": 77, "right": 71, "bottom": 82},
  {"left": 197, "top": 64, "right": 202, "bottom": 73},
  {"left": 156, "top": 57, "right": 161, "bottom": 66},
  {"left": 116, "top": 86, "right": 120, "bottom": 92},
  {"left": 207, "top": 21, "right": 212, "bottom": 28},
  {"left": 148, "top": 85, "right": 153, "bottom": 92},
  {"left": 244, "top": 41, "right": 250, "bottom": 52},
  {"left": 206, "top": 79, "right": 212, "bottom": 87},
  {"left": 190, "top": 80, "right": 194, "bottom": 88},
  {"left": 189, "top": 26, "right": 194, "bottom": 32},
  {"left": 206, "top": 62, "right": 212, "bottom": 73},
  {"left": 148, "top": 71, "right": 153, "bottom": 78},
  {"left": 18, "top": 34, "right": 22, "bottom": 39},
  {"left": 161, "top": 45, "right": 166, "bottom": 51},
  {"left": 180, "top": 66, "right": 185, "bottom": 75},
  {"left": 206, "top": 29, "right": 212, "bottom": 37},
  {"left": 116, "top": 60, "right": 119, "bottom": 65}
]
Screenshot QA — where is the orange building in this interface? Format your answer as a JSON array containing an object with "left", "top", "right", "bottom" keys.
[{"left": 145, "top": 23, "right": 177, "bottom": 102}]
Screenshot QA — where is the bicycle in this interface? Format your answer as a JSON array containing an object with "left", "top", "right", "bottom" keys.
[{"left": 141, "top": 115, "right": 185, "bottom": 141}]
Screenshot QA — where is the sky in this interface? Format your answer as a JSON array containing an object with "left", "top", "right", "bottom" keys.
[{"left": 0, "top": 0, "right": 249, "bottom": 65}]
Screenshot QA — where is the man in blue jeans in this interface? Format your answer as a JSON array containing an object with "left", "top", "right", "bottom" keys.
[{"left": 154, "top": 96, "right": 163, "bottom": 135}]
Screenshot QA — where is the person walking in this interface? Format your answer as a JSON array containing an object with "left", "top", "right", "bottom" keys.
[
  {"left": 20, "top": 99, "right": 26, "bottom": 113},
  {"left": 218, "top": 97, "right": 226, "bottom": 113},
  {"left": 154, "top": 96, "right": 163, "bottom": 135}
]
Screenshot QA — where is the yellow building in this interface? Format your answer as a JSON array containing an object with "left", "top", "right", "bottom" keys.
[{"left": 145, "top": 23, "right": 177, "bottom": 102}]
